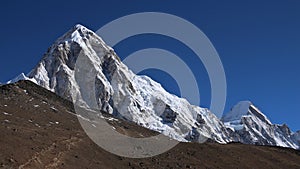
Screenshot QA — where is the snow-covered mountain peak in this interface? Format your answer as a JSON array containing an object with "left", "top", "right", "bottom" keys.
[
  {"left": 56, "top": 23, "right": 113, "bottom": 51},
  {"left": 222, "top": 101, "right": 271, "bottom": 125},
  {"left": 223, "top": 101, "right": 299, "bottom": 149},
  {"left": 7, "top": 24, "right": 299, "bottom": 150},
  {"left": 11, "top": 24, "right": 231, "bottom": 143},
  {"left": 222, "top": 101, "right": 252, "bottom": 122},
  {"left": 74, "top": 23, "right": 86, "bottom": 29}
]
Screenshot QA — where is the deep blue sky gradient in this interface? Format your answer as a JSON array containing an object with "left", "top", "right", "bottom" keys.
[{"left": 0, "top": 0, "right": 299, "bottom": 131}]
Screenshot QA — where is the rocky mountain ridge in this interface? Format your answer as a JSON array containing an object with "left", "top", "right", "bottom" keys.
[{"left": 8, "top": 24, "right": 300, "bottom": 149}]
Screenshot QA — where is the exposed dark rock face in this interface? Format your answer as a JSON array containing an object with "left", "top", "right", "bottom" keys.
[{"left": 160, "top": 105, "right": 178, "bottom": 123}]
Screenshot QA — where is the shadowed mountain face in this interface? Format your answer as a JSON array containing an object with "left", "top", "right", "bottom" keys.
[{"left": 1, "top": 80, "right": 300, "bottom": 169}]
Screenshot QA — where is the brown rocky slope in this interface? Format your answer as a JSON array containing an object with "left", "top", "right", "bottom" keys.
[{"left": 0, "top": 80, "right": 300, "bottom": 169}]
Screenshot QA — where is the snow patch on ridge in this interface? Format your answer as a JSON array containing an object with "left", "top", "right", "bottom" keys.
[{"left": 7, "top": 73, "right": 37, "bottom": 84}]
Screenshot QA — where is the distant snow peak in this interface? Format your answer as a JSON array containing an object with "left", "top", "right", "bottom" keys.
[
  {"left": 222, "top": 101, "right": 271, "bottom": 125},
  {"left": 223, "top": 101, "right": 299, "bottom": 149},
  {"left": 222, "top": 101, "right": 252, "bottom": 122}
]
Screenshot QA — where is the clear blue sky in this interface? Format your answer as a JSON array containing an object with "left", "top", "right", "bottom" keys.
[{"left": 0, "top": 0, "right": 299, "bottom": 131}]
